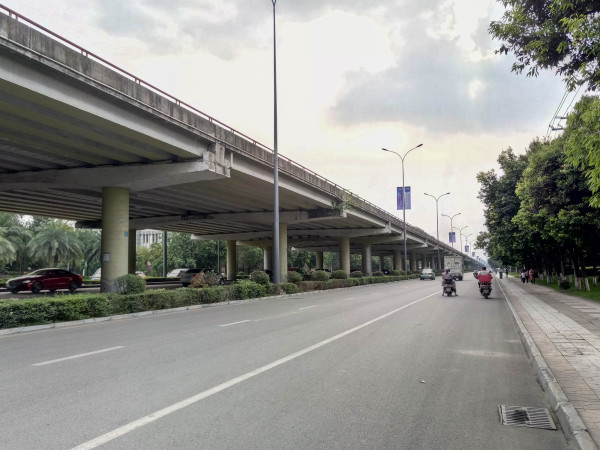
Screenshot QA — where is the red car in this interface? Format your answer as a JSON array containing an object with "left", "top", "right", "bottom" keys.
[{"left": 7, "top": 268, "right": 83, "bottom": 294}]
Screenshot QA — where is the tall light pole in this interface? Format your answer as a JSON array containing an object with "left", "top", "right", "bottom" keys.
[
  {"left": 382, "top": 143, "right": 423, "bottom": 274},
  {"left": 453, "top": 225, "right": 468, "bottom": 255},
  {"left": 424, "top": 192, "right": 450, "bottom": 270},
  {"left": 271, "top": 0, "right": 280, "bottom": 284},
  {"left": 441, "top": 212, "right": 461, "bottom": 250}
]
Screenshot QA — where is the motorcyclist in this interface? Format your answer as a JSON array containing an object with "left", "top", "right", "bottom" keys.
[
  {"left": 477, "top": 266, "right": 492, "bottom": 291},
  {"left": 441, "top": 268, "right": 457, "bottom": 295}
]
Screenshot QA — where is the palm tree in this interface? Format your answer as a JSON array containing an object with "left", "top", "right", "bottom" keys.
[
  {"left": 78, "top": 229, "right": 102, "bottom": 275},
  {"left": 28, "top": 220, "right": 83, "bottom": 268},
  {"left": 0, "top": 213, "right": 19, "bottom": 267}
]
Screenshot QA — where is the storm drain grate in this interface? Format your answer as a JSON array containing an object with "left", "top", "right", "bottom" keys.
[{"left": 498, "top": 405, "right": 557, "bottom": 430}]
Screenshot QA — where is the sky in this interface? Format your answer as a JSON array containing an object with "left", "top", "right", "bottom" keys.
[{"left": 2, "top": 0, "right": 580, "bottom": 260}]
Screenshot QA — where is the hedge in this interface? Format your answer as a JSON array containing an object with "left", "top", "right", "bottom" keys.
[{"left": 0, "top": 275, "right": 412, "bottom": 329}]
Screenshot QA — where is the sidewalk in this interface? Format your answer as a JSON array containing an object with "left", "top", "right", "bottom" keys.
[{"left": 498, "top": 275, "right": 600, "bottom": 450}]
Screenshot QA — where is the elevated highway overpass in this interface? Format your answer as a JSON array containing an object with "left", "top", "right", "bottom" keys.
[{"left": 0, "top": 6, "right": 478, "bottom": 290}]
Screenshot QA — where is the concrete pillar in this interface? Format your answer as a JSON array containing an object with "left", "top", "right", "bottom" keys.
[
  {"left": 279, "top": 223, "right": 288, "bottom": 281},
  {"left": 379, "top": 255, "right": 384, "bottom": 271},
  {"left": 128, "top": 229, "right": 136, "bottom": 274},
  {"left": 393, "top": 251, "right": 402, "bottom": 272},
  {"left": 361, "top": 244, "right": 372, "bottom": 276},
  {"left": 410, "top": 252, "right": 417, "bottom": 272},
  {"left": 226, "top": 240, "right": 236, "bottom": 280},
  {"left": 339, "top": 236, "right": 350, "bottom": 273},
  {"left": 263, "top": 246, "right": 273, "bottom": 272},
  {"left": 316, "top": 251, "right": 324, "bottom": 270},
  {"left": 101, "top": 187, "right": 129, "bottom": 293}
]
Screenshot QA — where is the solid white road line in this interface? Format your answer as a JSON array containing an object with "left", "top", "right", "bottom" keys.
[
  {"left": 33, "top": 346, "right": 124, "bottom": 366},
  {"left": 299, "top": 305, "right": 319, "bottom": 310},
  {"left": 71, "top": 291, "right": 439, "bottom": 450},
  {"left": 219, "top": 320, "right": 252, "bottom": 327}
]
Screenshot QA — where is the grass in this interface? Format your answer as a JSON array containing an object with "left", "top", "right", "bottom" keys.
[{"left": 509, "top": 272, "right": 600, "bottom": 303}]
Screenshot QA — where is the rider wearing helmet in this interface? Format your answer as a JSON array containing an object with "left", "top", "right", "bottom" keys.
[{"left": 441, "top": 267, "right": 457, "bottom": 295}]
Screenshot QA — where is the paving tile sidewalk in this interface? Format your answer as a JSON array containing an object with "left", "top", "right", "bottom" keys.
[{"left": 498, "top": 275, "right": 600, "bottom": 450}]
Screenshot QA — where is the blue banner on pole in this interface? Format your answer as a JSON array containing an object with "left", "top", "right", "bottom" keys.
[
  {"left": 465, "top": 245, "right": 469, "bottom": 252},
  {"left": 472, "top": 251, "right": 475, "bottom": 257},
  {"left": 396, "top": 186, "right": 411, "bottom": 210},
  {"left": 449, "top": 231, "right": 456, "bottom": 243}
]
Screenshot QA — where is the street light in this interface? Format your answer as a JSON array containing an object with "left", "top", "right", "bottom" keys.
[
  {"left": 441, "top": 212, "right": 461, "bottom": 250},
  {"left": 382, "top": 143, "right": 423, "bottom": 274},
  {"left": 271, "top": 0, "right": 280, "bottom": 284},
  {"left": 453, "top": 225, "right": 468, "bottom": 255},
  {"left": 463, "top": 233, "right": 472, "bottom": 254},
  {"left": 424, "top": 191, "right": 450, "bottom": 270}
]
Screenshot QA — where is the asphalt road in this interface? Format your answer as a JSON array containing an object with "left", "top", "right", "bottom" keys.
[{"left": 0, "top": 278, "right": 568, "bottom": 449}]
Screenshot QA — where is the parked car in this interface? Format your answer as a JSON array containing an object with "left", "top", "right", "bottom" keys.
[
  {"left": 7, "top": 268, "right": 83, "bottom": 293},
  {"left": 167, "top": 268, "right": 187, "bottom": 278},
  {"left": 180, "top": 268, "right": 224, "bottom": 287},
  {"left": 420, "top": 268, "right": 435, "bottom": 280},
  {"left": 90, "top": 268, "right": 101, "bottom": 281}
]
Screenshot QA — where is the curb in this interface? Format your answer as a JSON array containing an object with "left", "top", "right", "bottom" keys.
[{"left": 498, "top": 279, "right": 598, "bottom": 450}]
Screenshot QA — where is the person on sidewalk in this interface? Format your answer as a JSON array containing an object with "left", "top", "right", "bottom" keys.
[
  {"left": 520, "top": 268, "right": 527, "bottom": 284},
  {"left": 529, "top": 268, "right": 536, "bottom": 284}
]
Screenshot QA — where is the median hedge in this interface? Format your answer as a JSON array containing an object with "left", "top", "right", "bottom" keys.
[{"left": 0, "top": 274, "right": 415, "bottom": 329}]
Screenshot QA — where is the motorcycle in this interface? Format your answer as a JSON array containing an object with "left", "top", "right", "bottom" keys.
[
  {"left": 479, "top": 282, "right": 492, "bottom": 298},
  {"left": 442, "top": 281, "right": 455, "bottom": 297}
]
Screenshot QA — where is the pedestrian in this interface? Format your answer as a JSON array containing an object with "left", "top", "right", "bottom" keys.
[
  {"left": 529, "top": 268, "right": 535, "bottom": 285},
  {"left": 520, "top": 268, "right": 527, "bottom": 284},
  {"left": 505, "top": 267, "right": 509, "bottom": 278}
]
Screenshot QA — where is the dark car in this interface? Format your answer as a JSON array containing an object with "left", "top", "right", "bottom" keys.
[{"left": 7, "top": 268, "right": 83, "bottom": 294}]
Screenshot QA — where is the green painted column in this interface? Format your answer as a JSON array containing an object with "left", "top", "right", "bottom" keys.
[
  {"left": 339, "top": 236, "right": 350, "bottom": 274},
  {"left": 226, "top": 240, "right": 236, "bottom": 281},
  {"left": 316, "top": 251, "right": 324, "bottom": 270},
  {"left": 101, "top": 187, "right": 130, "bottom": 293},
  {"left": 361, "top": 244, "right": 372, "bottom": 276},
  {"left": 279, "top": 223, "right": 288, "bottom": 281}
]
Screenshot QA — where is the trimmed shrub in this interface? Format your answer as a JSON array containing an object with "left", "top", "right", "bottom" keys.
[
  {"left": 331, "top": 270, "right": 348, "bottom": 280},
  {"left": 559, "top": 279, "right": 571, "bottom": 290},
  {"left": 250, "top": 270, "right": 271, "bottom": 286},
  {"left": 310, "top": 270, "right": 330, "bottom": 281},
  {"left": 191, "top": 271, "right": 220, "bottom": 287},
  {"left": 373, "top": 271, "right": 384, "bottom": 277},
  {"left": 390, "top": 270, "right": 400, "bottom": 276},
  {"left": 233, "top": 280, "right": 268, "bottom": 299},
  {"left": 115, "top": 274, "right": 146, "bottom": 294},
  {"left": 350, "top": 271, "right": 363, "bottom": 278},
  {"left": 286, "top": 271, "right": 303, "bottom": 284},
  {"left": 279, "top": 282, "right": 300, "bottom": 294}
]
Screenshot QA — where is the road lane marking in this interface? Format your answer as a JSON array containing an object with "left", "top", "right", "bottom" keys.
[
  {"left": 33, "top": 346, "right": 124, "bottom": 366},
  {"left": 71, "top": 292, "right": 438, "bottom": 450},
  {"left": 299, "top": 305, "right": 318, "bottom": 310},
  {"left": 343, "top": 297, "right": 355, "bottom": 301},
  {"left": 219, "top": 320, "right": 251, "bottom": 327}
]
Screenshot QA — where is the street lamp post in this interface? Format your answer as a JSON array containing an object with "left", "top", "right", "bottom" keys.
[
  {"left": 463, "top": 233, "right": 472, "bottom": 254},
  {"left": 453, "top": 225, "right": 468, "bottom": 255},
  {"left": 271, "top": 0, "right": 280, "bottom": 284},
  {"left": 382, "top": 144, "right": 423, "bottom": 274},
  {"left": 441, "top": 212, "right": 461, "bottom": 250},
  {"left": 424, "top": 192, "right": 450, "bottom": 270}
]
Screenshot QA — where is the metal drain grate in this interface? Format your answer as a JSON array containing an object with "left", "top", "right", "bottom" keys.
[{"left": 498, "top": 405, "right": 557, "bottom": 430}]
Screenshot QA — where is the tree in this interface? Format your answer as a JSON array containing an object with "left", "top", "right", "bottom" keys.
[
  {"left": 78, "top": 229, "right": 102, "bottom": 276},
  {"left": 564, "top": 95, "right": 600, "bottom": 207},
  {"left": 27, "top": 220, "right": 83, "bottom": 268},
  {"left": 489, "top": 0, "right": 600, "bottom": 90}
]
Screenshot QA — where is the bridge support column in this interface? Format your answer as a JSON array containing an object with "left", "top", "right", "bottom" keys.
[
  {"left": 361, "top": 244, "right": 372, "bottom": 276},
  {"left": 339, "top": 236, "right": 350, "bottom": 273},
  {"left": 393, "top": 251, "right": 402, "bottom": 272},
  {"left": 279, "top": 224, "right": 288, "bottom": 281},
  {"left": 226, "top": 240, "right": 237, "bottom": 281},
  {"left": 128, "top": 229, "right": 136, "bottom": 274},
  {"left": 379, "top": 255, "right": 384, "bottom": 271},
  {"left": 316, "top": 251, "right": 324, "bottom": 270},
  {"left": 101, "top": 187, "right": 129, "bottom": 293},
  {"left": 410, "top": 252, "right": 417, "bottom": 272},
  {"left": 264, "top": 246, "right": 273, "bottom": 272}
]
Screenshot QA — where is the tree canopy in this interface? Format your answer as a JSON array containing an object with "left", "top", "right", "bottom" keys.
[{"left": 490, "top": 0, "right": 600, "bottom": 90}]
